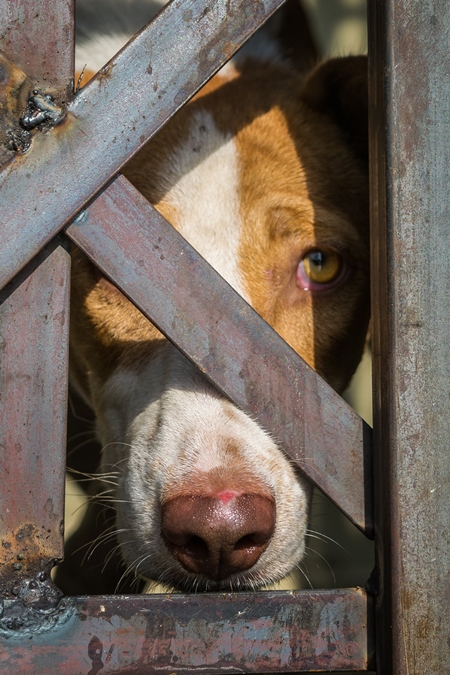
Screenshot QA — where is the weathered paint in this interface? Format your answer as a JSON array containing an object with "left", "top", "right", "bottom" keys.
[
  {"left": 369, "top": 1, "right": 450, "bottom": 673},
  {"left": 0, "top": 241, "right": 70, "bottom": 594},
  {"left": 66, "top": 174, "right": 373, "bottom": 535},
  {"left": 0, "top": 589, "right": 373, "bottom": 673},
  {"left": 0, "top": 0, "right": 286, "bottom": 290}
]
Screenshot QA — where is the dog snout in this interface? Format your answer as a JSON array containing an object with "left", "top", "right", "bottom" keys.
[{"left": 161, "top": 492, "right": 276, "bottom": 581}]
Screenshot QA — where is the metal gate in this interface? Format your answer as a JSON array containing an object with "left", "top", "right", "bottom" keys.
[{"left": 0, "top": 1, "right": 448, "bottom": 673}]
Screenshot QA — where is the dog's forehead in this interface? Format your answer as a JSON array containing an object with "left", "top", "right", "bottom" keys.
[{"left": 139, "top": 69, "right": 312, "bottom": 288}]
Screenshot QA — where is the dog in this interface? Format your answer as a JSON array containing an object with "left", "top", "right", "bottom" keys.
[{"left": 59, "top": 0, "right": 369, "bottom": 595}]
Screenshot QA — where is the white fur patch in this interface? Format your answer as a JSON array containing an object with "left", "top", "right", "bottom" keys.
[{"left": 164, "top": 110, "right": 248, "bottom": 299}]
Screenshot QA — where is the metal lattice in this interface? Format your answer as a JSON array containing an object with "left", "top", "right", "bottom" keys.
[{"left": 1, "top": 1, "right": 449, "bottom": 673}]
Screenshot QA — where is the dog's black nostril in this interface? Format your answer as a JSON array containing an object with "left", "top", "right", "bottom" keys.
[
  {"left": 234, "top": 534, "right": 261, "bottom": 551},
  {"left": 179, "top": 535, "right": 208, "bottom": 560}
]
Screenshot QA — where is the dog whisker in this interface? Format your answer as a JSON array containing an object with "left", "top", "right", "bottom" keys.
[
  {"left": 78, "top": 527, "right": 131, "bottom": 565},
  {"left": 306, "top": 528, "right": 349, "bottom": 554},
  {"left": 114, "top": 551, "right": 151, "bottom": 593},
  {"left": 68, "top": 429, "right": 97, "bottom": 443},
  {"left": 294, "top": 562, "right": 313, "bottom": 589},
  {"left": 100, "top": 441, "right": 133, "bottom": 454},
  {"left": 66, "top": 437, "right": 100, "bottom": 458},
  {"left": 68, "top": 397, "right": 96, "bottom": 427},
  {"left": 304, "top": 545, "right": 336, "bottom": 585},
  {"left": 102, "top": 540, "right": 135, "bottom": 572}
]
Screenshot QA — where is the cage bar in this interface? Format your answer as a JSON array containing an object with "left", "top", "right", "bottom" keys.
[
  {"left": 369, "top": 1, "right": 450, "bottom": 672},
  {"left": 0, "top": 589, "right": 373, "bottom": 673},
  {"left": 0, "top": 241, "right": 70, "bottom": 592}
]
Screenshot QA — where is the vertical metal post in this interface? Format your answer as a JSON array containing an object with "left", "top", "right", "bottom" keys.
[
  {"left": 369, "top": 1, "right": 450, "bottom": 672},
  {"left": 0, "top": 0, "right": 74, "bottom": 95},
  {"left": 0, "top": 1, "right": 74, "bottom": 592},
  {"left": 0, "top": 241, "right": 71, "bottom": 589}
]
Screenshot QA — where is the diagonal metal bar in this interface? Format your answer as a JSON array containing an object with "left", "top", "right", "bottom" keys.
[
  {"left": 66, "top": 174, "right": 373, "bottom": 535},
  {"left": 0, "top": 0, "right": 286, "bottom": 291},
  {"left": 0, "top": 589, "right": 374, "bottom": 672}
]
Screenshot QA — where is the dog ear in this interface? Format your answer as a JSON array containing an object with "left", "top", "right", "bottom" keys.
[
  {"left": 274, "top": 0, "right": 319, "bottom": 74},
  {"left": 300, "top": 55, "right": 368, "bottom": 163},
  {"left": 236, "top": 0, "right": 318, "bottom": 76}
]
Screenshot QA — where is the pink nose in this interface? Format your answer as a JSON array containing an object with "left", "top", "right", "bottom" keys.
[{"left": 161, "top": 492, "right": 276, "bottom": 581}]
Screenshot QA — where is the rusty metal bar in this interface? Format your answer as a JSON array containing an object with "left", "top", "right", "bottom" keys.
[
  {"left": 0, "top": 588, "right": 373, "bottom": 672},
  {"left": 0, "top": 239, "right": 70, "bottom": 593},
  {"left": 0, "top": 0, "right": 73, "bottom": 600},
  {"left": 0, "top": 0, "right": 286, "bottom": 290},
  {"left": 0, "top": 0, "right": 74, "bottom": 95},
  {"left": 369, "top": 1, "right": 450, "bottom": 672},
  {"left": 66, "top": 174, "right": 373, "bottom": 535}
]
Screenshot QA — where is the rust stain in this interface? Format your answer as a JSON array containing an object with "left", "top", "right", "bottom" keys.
[
  {"left": 0, "top": 51, "right": 33, "bottom": 161},
  {"left": 0, "top": 523, "right": 58, "bottom": 597}
]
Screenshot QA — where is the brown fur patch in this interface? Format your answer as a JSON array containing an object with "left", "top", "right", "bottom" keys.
[{"left": 70, "top": 248, "right": 165, "bottom": 395}]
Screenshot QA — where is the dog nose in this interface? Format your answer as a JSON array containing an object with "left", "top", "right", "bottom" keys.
[{"left": 161, "top": 492, "right": 275, "bottom": 581}]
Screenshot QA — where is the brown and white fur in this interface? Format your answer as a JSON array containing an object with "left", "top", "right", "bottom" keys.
[{"left": 64, "top": 0, "right": 369, "bottom": 594}]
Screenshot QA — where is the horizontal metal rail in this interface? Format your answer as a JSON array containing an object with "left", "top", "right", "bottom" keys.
[
  {"left": 0, "top": 589, "right": 374, "bottom": 673},
  {"left": 66, "top": 174, "right": 373, "bottom": 534}
]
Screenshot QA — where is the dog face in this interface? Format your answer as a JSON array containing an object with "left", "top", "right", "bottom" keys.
[{"left": 70, "top": 56, "right": 369, "bottom": 591}]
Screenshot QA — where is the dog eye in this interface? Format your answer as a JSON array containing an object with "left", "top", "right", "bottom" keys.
[{"left": 297, "top": 250, "right": 344, "bottom": 290}]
